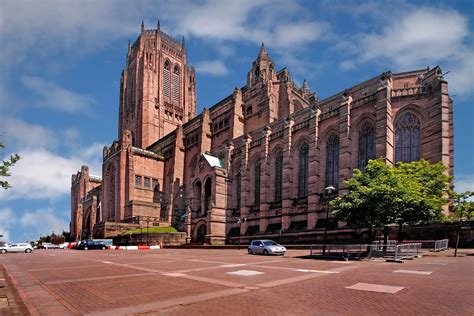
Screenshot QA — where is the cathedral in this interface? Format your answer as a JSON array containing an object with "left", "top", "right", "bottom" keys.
[{"left": 71, "top": 22, "right": 454, "bottom": 245}]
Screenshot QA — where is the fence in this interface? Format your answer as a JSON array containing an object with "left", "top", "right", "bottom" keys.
[
  {"left": 393, "top": 243, "right": 422, "bottom": 260},
  {"left": 432, "top": 239, "right": 449, "bottom": 252},
  {"left": 309, "top": 242, "right": 422, "bottom": 261}
]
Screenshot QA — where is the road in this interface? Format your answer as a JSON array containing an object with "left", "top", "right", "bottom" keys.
[{"left": 0, "top": 248, "right": 473, "bottom": 315}]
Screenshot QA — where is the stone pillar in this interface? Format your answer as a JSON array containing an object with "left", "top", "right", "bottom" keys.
[
  {"left": 75, "top": 204, "right": 83, "bottom": 241},
  {"left": 259, "top": 125, "right": 271, "bottom": 233},
  {"left": 307, "top": 108, "right": 321, "bottom": 229},
  {"left": 240, "top": 134, "right": 252, "bottom": 236},
  {"left": 338, "top": 91, "right": 353, "bottom": 193},
  {"left": 207, "top": 168, "right": 227, "bottom": 245},
  {"left": 281, "top": 116, "right": 294, "bottom": 230},
  {"left": 90, "top": 196, "right": 97, "bottom": 239},
  {"left": 375, "top": 73, "right": 394, "bottom": 165}
]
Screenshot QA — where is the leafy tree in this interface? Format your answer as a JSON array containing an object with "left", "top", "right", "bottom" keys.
[
  {"left": 451, "top": 191, "right": 474, "bottom": 221},
  {"left": 330, "top": 159, "right": 450, "bottom": 243},
  {"left": 330, "top": 159, "right": 401, "bottom": 243},
  {"left": 0, "top": 140, "right": 20, "bottom": 189},
  {"left": 392, "top": 160, "right": 450, "bottom": 240}
]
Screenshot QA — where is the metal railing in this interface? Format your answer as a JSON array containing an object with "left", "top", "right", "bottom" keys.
[
  {"left": 394, "top": 243, "right": 422, "bottom": 260},
  {"left": 309, "top": 242, "right": 422, "bottom": 261},
  {"left": 432, "top": 239, "right": 449, "bottom": 252}
]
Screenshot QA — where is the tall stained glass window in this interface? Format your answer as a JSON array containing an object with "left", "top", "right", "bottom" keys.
[
  {"left": 298, "top": 143, "right": 309, "bottom": 197},
  {"left": 326, "top": 134, "right": 339, "bottom": 188},
  {"left": 358, "top": 122, "right": 375, "bottom": 169},
  {"left": 395, "top": 112, "right": 420, "bottom": 163},
  {"left": 275, "top": 151, "right": 283, "bottom": 201}
]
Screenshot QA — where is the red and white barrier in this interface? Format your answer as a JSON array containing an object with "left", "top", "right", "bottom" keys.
[{"left": 107, "top": 245, "right": 161, "bottom": 250}]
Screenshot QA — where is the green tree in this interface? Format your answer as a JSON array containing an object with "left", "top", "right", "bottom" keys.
[
  {"left": 330, "top": 159, "right": 401, "bottom": 243},
  {"left": 451, "top": 191, "right": 474, "bottom": 221},
  {"left": 392, "top": 160, "right": 450, "bottom": 240},
  {"left": 0, "top": 140, "right": 20, "bottom": 189},
  {"left": 330, "top": 159, "right": 450, "bottom": 243}
]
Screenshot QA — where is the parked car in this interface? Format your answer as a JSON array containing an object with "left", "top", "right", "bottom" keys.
[
  {"left": 38, "top": 242, "right": 60, "bottom": 249},
  {"left": 0, "top": 243, "right": 34, "bottom": 254},
  {"left": 248, "top": 240, "right": 286, "bottom": 255},
  {"left": 76, "top": 240, "right": 108, "bottom": 250},
  {"left": 58, "top": 242, "right": 73, "bottom": 249}
]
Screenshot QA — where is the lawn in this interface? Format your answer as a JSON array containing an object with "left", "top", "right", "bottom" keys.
[{"left": 124, "top": 227, "right": 178, "bottom": 234}]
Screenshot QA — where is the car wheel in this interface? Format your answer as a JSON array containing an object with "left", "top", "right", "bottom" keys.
[
  {"left": 25, "top": 249, "right": 32, "bottom": 253},
  {"left": 1, "top": 249, "right": 6, "bottom": 254},
  {"left": 263, "top": 249, "right": 269, "bottom": 256},
  {"left": 248, "top": 248, "right": 253, "bottom": 255},
  {"left": 84, "top": 246, "right": 88, "bottom": 250}
]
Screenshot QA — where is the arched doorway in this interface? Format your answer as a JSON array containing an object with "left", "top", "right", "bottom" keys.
[{"left": 196, "top": 224, "right": 207, "bottom": 243}]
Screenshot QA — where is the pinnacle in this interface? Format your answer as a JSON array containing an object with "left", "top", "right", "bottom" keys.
[{"left": 258, "top": 42, "right": 268, "bottom": 58}]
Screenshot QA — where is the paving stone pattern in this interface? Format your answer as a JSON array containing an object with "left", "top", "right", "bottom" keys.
[{"left": 0, "top": 249, "right": 472, "bottom": 315}]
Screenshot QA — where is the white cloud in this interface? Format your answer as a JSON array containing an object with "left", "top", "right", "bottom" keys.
[
  {"left": 20, "top": 208, "right": 68, "bottom": 236},
  {"left": 1, "top": 117, "right": 58, "bottom": 150},
  {"left": 0, "top": 147, "right": 102, "bottom": 201},
  {"left": 21, "top": 76, "right": 96, "bottom": 113},
  {"left": 0, "top": 207, "right": 17, "bottom": 242},
  {"left": 341, "top": 7, "right": 474, "bottom": 96},
  {"left": 455, "top": 174, "right": 474, "bottom": 194},
  {"left": 195, "top": 60, "right": 229, "bottom": 76}
]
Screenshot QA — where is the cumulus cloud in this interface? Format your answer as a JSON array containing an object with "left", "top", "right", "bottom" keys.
[
  {"left": 0, "top": 208, "right": 17, "bottom": 242},
  {"left": 21, "top": 76, "right": 96, "bottom": 113},
  {"left": 195, "top": 60, "right": 229, "bottom": 76},
  {"left": 0, "top": 145, "right": 103, "bottom": 201},
  {"left": 19, "top": 208, "right": 68, "bottom": 236},
  {"left": 341, "top": 7, "right": 474, "bottom": 97},
  {"left": 1, "top": 117, "right": 58, "bottom": 150},
  {"left": 455, "top": 174, "right": 474, "bottom": 194}
]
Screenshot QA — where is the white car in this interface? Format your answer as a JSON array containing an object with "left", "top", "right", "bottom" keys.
[
  {"left": 59, "top": 242, "right": 71, "bottom": 249},
  {"left": 0, "top": 243, "right": 34, "bottom": 254},
  {"left": 40, "top": 242, "right": 60, "bottom": 249},
  {"left": 248, "top": 240, "right": 286, "bottom": 255}
]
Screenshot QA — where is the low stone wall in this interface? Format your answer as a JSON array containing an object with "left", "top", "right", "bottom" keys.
[
  {"left": 113, "top": 232, "right": 186, "bottom": 246},
  {"left": 93, "top": 222, "right": 141, "bottom": 239},
  {"left": 227, "top": 221, "right": 473, "bottom": 248}
]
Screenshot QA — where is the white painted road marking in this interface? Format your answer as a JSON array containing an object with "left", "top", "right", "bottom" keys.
[
  {"left": 393, "top": 269, "right": 432, "bottom": 275},
  {"left": 226, "top": 270, "right": 264, "bottom": 276},
  {"left": 295, "top": 269, "right": 339, "bottom": 274},
  {"left": 162, "top": 273, "right": 187, "bottom": 277},
  {"left": 345, "top": 283, "right": 404, "bottom": 294},
  {"left": 220, "top": 264, "right": 247, "bottom": 268}
]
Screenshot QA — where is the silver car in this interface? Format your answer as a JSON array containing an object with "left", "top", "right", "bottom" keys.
[
  {"left": 248, "top": 240, "right": 286, "bottom": 255},
  {"left": 0, "top": 243, "right": 34, "bottom": 254}
]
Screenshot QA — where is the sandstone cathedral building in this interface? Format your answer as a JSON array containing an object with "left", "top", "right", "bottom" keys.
[{"left": 71, "top": 22, "right": 454, "bottom": 244}]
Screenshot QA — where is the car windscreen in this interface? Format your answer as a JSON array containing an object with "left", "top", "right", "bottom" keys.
[{"left": 263, "top": 241, "right": 278, "bottom": 246}]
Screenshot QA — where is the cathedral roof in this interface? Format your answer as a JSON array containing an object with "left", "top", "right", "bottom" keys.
[{"left": 203, "top": 153, "right": 225, "bottom": 169}]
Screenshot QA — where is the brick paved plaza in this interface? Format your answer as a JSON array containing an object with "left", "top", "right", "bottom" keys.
[{"left": 0, "top": 248, "right": 472, "bottom": 315}]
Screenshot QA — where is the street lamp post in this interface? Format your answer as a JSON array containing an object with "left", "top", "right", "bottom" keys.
[
  {"left": 322, "top": 185, "right": 335, "bottom": 256},
  {"left": 237, "top": 217, "right": 247, "bottom": 250}
]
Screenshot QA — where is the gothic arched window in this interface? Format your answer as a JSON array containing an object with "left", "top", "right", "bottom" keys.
[
  {"left": 358, "top": 122, "right": 375, "bottom": 169},
  {"left": 173, "top": 65, "right": 180, "bottom": 103},
  {"left": 235, "top": 166, "right": 241, "bottom": 210},
  {"left": 107, "top": 165, "right": 116, "bottom": 220},
  {"left": 326, "top": 134, "right": 339, "bottom": 188},
  {"left": 395, "top": 112, "right": 420, "bottom": 163},
  {"left": 163, "top": 61, "right": 170, "bottom": 98},
  {"left": 275, "top": 151, "right": 283, "bottom": 202},
  {"left": 298, "top": 143, "right": 309, "bottom": 197},
  {"left": 254, "top": 159, "right": 261, "bottom": 206}
]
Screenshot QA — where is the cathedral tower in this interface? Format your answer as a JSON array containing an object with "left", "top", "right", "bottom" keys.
[{"left": 118, "top": 21, "right": 197, "bottom": 148}]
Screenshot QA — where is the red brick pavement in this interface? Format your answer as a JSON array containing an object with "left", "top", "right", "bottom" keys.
[{"left": 0, "top": 248, "right": 472, "bottom": 315}]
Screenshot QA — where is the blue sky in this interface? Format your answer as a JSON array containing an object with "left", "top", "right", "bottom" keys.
[{"left": 1, "top": 0, "right": 473, "bottom": 242}]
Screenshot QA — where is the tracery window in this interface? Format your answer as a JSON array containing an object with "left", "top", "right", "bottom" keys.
[
  {"left": 173, "top": 66, "right": 180, "bottom": 103},
  {"left": 395, "top": 112, "right": 420, "bottom": 163},
  {"left": 298, "top": 143, "right": 309, "bottom": 197},
  {"left": 358, "top": 122, "right": 375, "bottom": 169},
  {"left": 236, "top": 167, "right": 241, "bottom": 210},
  {"left": 163, "top": 61, "right": 170, "bottom": 98},
  {"left": 326, "top": 134, "right": 339, "bottom": 188},
  {"left": 254, "top": 159, "right": 261, "bottom": 206},
  {"left": 275, "top": 151, "right": 283, "bottom": 201}
]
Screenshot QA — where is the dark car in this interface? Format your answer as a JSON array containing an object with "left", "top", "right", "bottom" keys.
[{"left": 76, "top": 240, "right": 108, "bottom": 250}]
